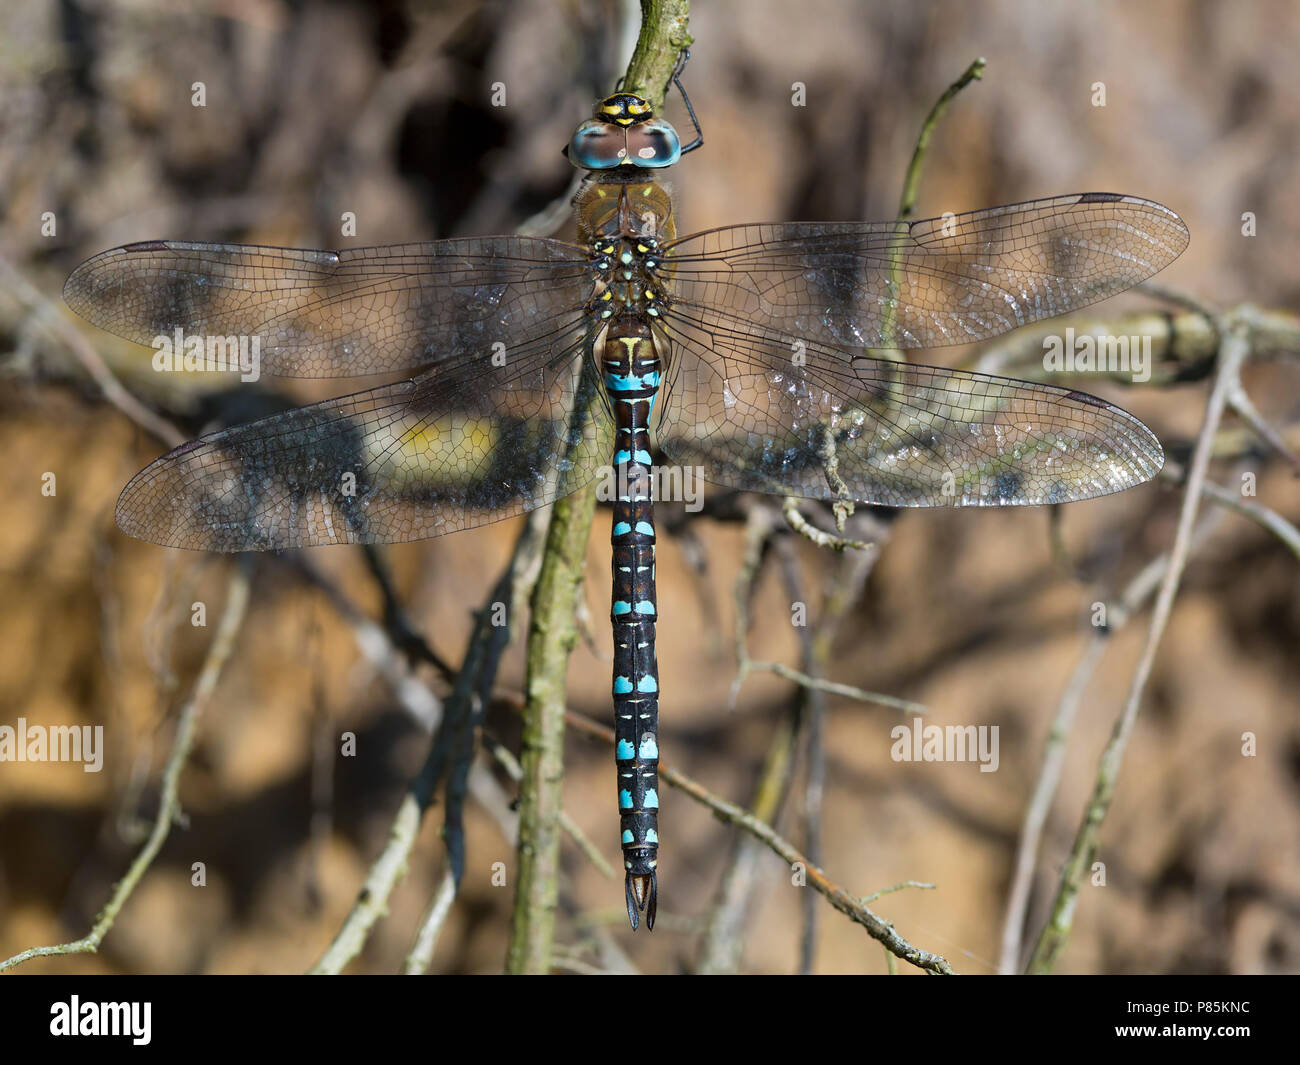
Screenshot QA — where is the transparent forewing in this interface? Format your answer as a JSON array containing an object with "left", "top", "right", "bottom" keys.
[
  {"left": 653, "top": 313, "right": 1164, "bottom": 507},
  {"left": 116, "top": 329, "right": 612, "bottom": 549},
  {"left": 65, "top": 237, "right": 592, "bottom": 377},
  {"left": 661, "top": 195, "right": 1189, "bottom": 349}
]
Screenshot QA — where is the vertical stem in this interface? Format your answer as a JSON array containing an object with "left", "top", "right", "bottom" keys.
[
  {"left": 895, "top": 57, "right": 986, "bottom": 223},
  {"left": 622, "top": 0, "right": 694, "bottom": 109},
  {"left": 506, "top": 479, "right": 600, "bottom": 973},
  {"left": 876, "top": 57, "right": 985, "bottom": 354},
  {"left": 1026, "top": 321, "right": 1250, "bottom": 973}
]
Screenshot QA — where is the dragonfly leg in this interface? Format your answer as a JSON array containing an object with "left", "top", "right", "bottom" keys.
[{"left": 671, "top": 48, "right": 704, "bottom": 154}]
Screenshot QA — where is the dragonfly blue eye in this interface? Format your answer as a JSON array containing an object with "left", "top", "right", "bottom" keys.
[
  {"left": 624, "top": 120, "right": 680, "bottom": 167},
  {"left": 568, "top": 120, "right": 628, "bottom": 169},
  {"left": 568, "top": 115, "right": 681, "bottom": 169}
]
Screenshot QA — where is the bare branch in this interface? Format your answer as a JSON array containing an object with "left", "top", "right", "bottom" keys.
[
  {"left": 0, "top": 560, "right": 252, "bottom": 972},
  {"left": 1026, "top": 315, "right": 1252, "bottom": 973}
]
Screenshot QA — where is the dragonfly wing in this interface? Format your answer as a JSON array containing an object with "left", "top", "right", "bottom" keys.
[
  {"left": 65, "top": 237, "right": 593, "bottom": 376},
  {"left": 116, "top": 328, "right": 612, "bottom": 549},
  {"left": 662, "top": 194, "right": 1189, "bottom": 349},
  {"left": 653, "top": 311, "right": 1163, "bottom": 507}
]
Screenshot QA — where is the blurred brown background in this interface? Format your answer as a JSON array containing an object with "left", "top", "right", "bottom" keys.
[{"left": 1, "top": 0, "right": 1297, "bottom": 974}]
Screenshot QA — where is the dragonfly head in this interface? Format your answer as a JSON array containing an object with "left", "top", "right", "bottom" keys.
[{"left": 565, "top": 92, "right": 681, "bottom": 171}]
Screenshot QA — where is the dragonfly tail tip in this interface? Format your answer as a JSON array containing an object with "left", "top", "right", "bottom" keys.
[{"left": 625, "top": 871, "right": 658, "bottom": 932}]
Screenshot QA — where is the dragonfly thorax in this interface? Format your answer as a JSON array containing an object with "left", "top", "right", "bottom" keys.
[
  {"left": 589, "top": 235, "right": 666, "bottom": 319},
  {"left": 574, "top": 168, "right": 676, "bottom": 245}
]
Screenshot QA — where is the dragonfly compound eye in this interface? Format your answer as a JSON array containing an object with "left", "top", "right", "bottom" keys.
[
  {"left": 625, "top": 120, "right": 681, "bottom": 168},
  {"left": 568, "top": 119, "right": 629, "bottom": 170}
]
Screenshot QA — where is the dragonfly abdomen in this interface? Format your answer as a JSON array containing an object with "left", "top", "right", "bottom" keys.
[{"left": 603, "top": 317, "right": 662, "bottom": 931}]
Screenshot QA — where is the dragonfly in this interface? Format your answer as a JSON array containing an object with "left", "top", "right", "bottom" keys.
[{"left": 64, "top": 62, "right": 1188, "bottom": 932}]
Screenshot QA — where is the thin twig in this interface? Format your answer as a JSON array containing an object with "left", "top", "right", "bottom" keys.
[
  {"left": 403, "top": 868, "right": 456, "bottom": 974},
  {"left": 876, "top": 56, "right": 985, "bottom": 354},
  {"left": 309, "top": 518, "right": 540, "bottom": 974},
  {"left": 898, "top": 57, "right": 986, "bottom": 223},
  {"left": 782, "top": 497, "right": 877, "bottom": 551},
  {"left": 862, "top": 880, "right": 936, "bottom": 905},
  {"left": 1026, "top": 315, "right": 1252, "bottom": 973},
  {"left": 0, "top": 255, "right": 185, "bottom": 448},
  {"left": 564, "top": 711, "right": 954, "bottom": 974},
  {"left": 735, "top": 660, "right": 926, "bottom": 716},
  {"left": 697, "top": 504, "right": 793, "bottom": 972},
  {"left": 290, "top": 555, "right": 442, "bottom": 731},
  {"left": 996, "top": 511, "right": 1222, "bottom": 973},
  {"left": 0, "top": 559, "right": 252, "bottom": 972},
  {"left": 1161, "top": 459, "right": 1300, "bottom": 562},
  {"left": 484, "top": 730, "right": 615, "bottom": 879},
  {"left": 1226, "top": 384, "right": 1299, "bottom": 471},
  {"left": 798, "top": 520, "right": 888, "bottom": 971},
  {"left": 731, "top": 505, "right": 918, "bottom": 715},
  {"left": 695, "top": 701, "right": 801, "bottom": 974},
  {"left": 697, "top": 525, "right": 815, "bottom": 973},
  {"left": 1138, "top": 278, "right": 1218, "bottom": 319},
  {"left": 776, "top": 538, "right": 824, "bottom": 975},
  {"left": 361, "top": 543, "right": 456, "bottom": 682}
]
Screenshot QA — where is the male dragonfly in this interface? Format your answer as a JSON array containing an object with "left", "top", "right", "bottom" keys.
[{"left": 65, "top": 68, "right": 1188, "bottom": 931}]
